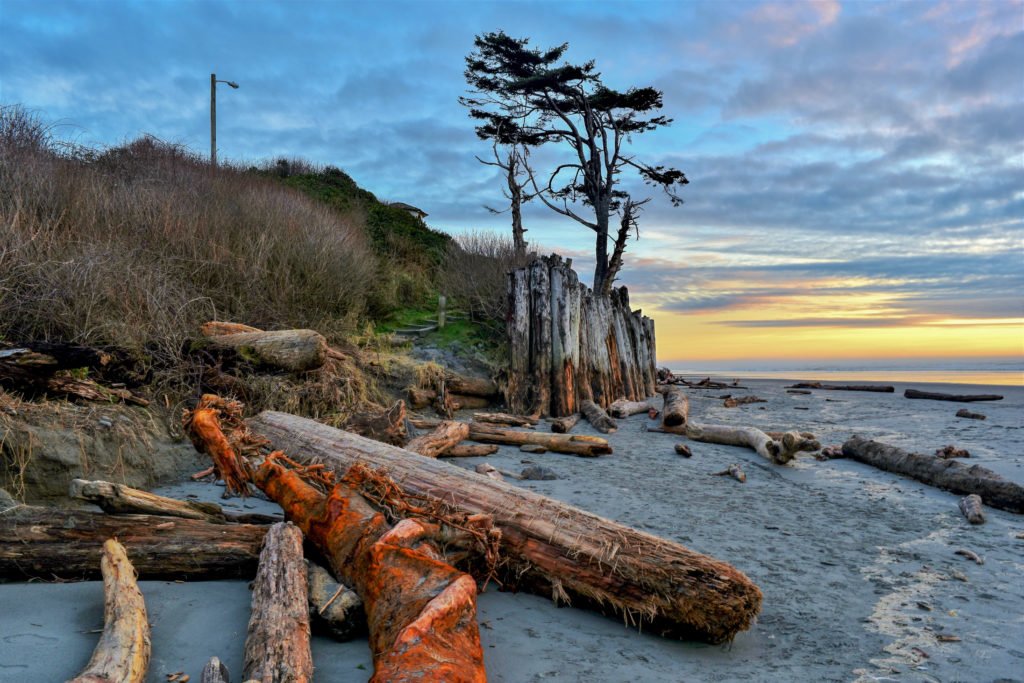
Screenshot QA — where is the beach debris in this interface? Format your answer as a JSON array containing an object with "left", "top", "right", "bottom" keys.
[
  {"left": 520, "top": 465, "right": 558, "bottom": 480},
  {"left": 935, "top": 445, "right": 971, "bottom": 459},
  {"left": 248, "top": 408, "right": 764, "bottom": 644},
  {"left": 307, "top": 560, "right": 364, "bottom": 641},
  {"left": 816, "top": 445, "right": 844, "bottom": 460},
  {"left": 341, "top": 400, "right": 409, "bottom": 446},
  {"left": 200, "top": 657, "right": 229, "bottom": 683},
  {"left": 954, "top": 549, "right": 984, "bottom": 565},
  {"left": 608, "top": 398, "right": 653, "bottom": 418},
  {"left": 916, "top": 601, "right": 933, "bottom": 611},
  {"left": 0, "top": 342, "right": 149, "bottom": 406},
  {"left": 648, "top": 407, "right": 659, "bottom": 419},
  {"left": 936, "top": 634, "right": 961, "bottom": 643},
  {"left": 766, "top": 431, "right": 820, "bottom": 452},
  {"left": 955, "top": 408, "right": 987, "bottom": 420},
  {"left": 959, "top": 494, "right": 986, "bottom": 524},
  {"left": 714, "top": 464, "right": 747, "bottom": 483},
  {"left": 243, "top": 523, "right": 313, "bottom": 683},
  {"left": 407, "top": 386, "right": 437, "bottom": 409},
  {"left": 520, "top": 444, "right": 548, "bottom": 454},
  {"left": 905, "top": 389, "right": 1003, "bottom": 403},
  {"left": 786, "top": 389, "right": 812, "bottom": 395},
  {"left": 1017, "top": 532, "right": 1024, "bottom": 540},
  {"left": 723, "top": 395, "right": 767, "bottom": 408},
  {"left": 685, "top": 423, "right": 814, "bottom": 465},
  {"left": 841, "top": 436, "right": 1024, "bottom": 513},
  {"left": 475, "top": 463, "right": 505, "bottom": 481},
  {"left": 660, "top": 386, "right": 690, "bottom": 429},
  {"left": 67, "top": 539, "right": 150, "bottom": 683},
  {"left": 581, "top": 399, "right": 618, "bottom": 433},
  {"left": 199, "top": 327, "right": 329, "bottom": 373},
  {"left": 550, "top": 413, "right": 581, "bottom": 433},
  {"left": 0, "top": 506, "right": 266, "bottom": 581},
  {"left": 950, "top": 569, "right": 969, "bottom": 582},
  {"left": 441, "top": 444, "right": 499, "bottom": 458},
  {"left": 675, "top": 443, "right": 693, "bottom": 457},
  {"left": 474, "top": 412, "right": 539, "bottom": 428},
  {"left": 406, "top": 420, "right": 470, "bottom": 458},
  {"left": 69, "top": 478, "right": 252, "bottom": 524},
  {"left": 467, "top": 422, "right": 612, "bottom": 457},
  {"left": 787, "top": 382, "right": 894, "bottom": 393}
]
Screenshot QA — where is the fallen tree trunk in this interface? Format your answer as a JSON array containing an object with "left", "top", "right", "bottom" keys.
[
  {"left": 67, "top": 539, "right": 150, "bottom": 683},
  {"left": 959, "top": 495, "right": 986, "bottom": 525},
  {"left": 243, "top": 522, "right": 313, "bottom": 683},
  {"left": 841, "top": 436, "right": 1024, "bottom": 513},
  {"left": 202, "top": 329, "right": 328, "bottom": 373},
  {"left": 0, "top": 507, "right": 265, "bottom": 581},
  {"left": 905, "top": 389, "right": 1004, "bottom": 402},
  {"left": 550, "top": 413, "right": 581, "bottom": 433},
  {"left": 473, "top": 412, "right": 539, "bottom": 427},
  {"left": 608, "top": 398, "right": 652, "bottom": 418},
  {"left": 684, "top": 423, "right": 811, "bottom": 465},
  {"left": 661, "top": 387, "right": 690, "bottom": 428},
  {"left": 406, "top": 420, "right": 470, "bottom": 458},
  {"left": 788, "top": 382, "right": 894, "bottom": 393},
  {"left": 249, "top": 411, "right": 763, "bottom": 643},
  {"left": 441, "top": 444, "right": 499, "bottom": 458},
  {"left": 468, "top": 422, "right": 612, "bottom": 457},
  {"left": 581, "top": 400, "right": 617, "bottom": 433}
]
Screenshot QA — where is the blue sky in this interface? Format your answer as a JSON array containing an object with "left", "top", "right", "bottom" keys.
[{"left": 2, "top": 0, "right": 1022, "bottom": 364}]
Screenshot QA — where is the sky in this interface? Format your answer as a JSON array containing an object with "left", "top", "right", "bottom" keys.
[{"left": 2, "top": 0, "right": 1022, "bottom": 369}]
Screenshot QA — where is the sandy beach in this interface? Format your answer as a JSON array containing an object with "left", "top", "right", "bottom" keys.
[{"left": 2, "top": 378, "right": 1022, "bottom": 683}]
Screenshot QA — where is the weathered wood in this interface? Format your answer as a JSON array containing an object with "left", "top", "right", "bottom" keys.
[
  {"left": 956, "top": 408, "right": 986, "bottom": 420},
  {"left": 0, "top": 507, "right": 266, "bottom": 580},
  {"left": 506, "top": 268, "right": 531, "bottom": 413},
  {"left": 788, "top": 382, "right": 894, "bottom": 393},
  {"left": 841, "top": 436, "right": 1024, "bottom": 513},
  {"left": 0, "top": 347, "right": 149, "bottom": 405},
  {"left": 445, "top": 375, "right": 499, "bottom": 398},
  {"left": 70, "top": 479, "right": 227, "bottom": 523},
  {"left": 243, "top": 522, "right": 313, "bottom": 683},
  {"left": 67, "top": 539, "right": 150, "bottom": 683},
  {"left": 905, "top": 389, "right": 1003, "bottom": 402},
  {"left": 203, "top": 329, "right": 328, "bottom": 372},
  {"left": 684, "top": 423, "right": 810, "bottom": 465},
  {"left": 520, "top": 444, "right": 547, "bottom": 454},
  {"left": 550, "top": 413, "right": 581, "bottom": 433},
  {"left": 661, "top": 386, "right": 690, "bottom": 428},
  {"left": 249, "top": 411, "right": 763, "bottom": 643},
  {"left": 786, "top": 389, "right": 812, "bottom": 395},
  {"left": 201, "top": 656, "right": 231, "bottom": 683},
  {"left": 469, "top": 422, "right": 611, "bottom": 457},
  {"left": 714, "top": 464, "right": 746, "bottom": 483},
  {"left": 407, "top": 387, "right": 436, "bottom": 409},
  {"left": 406, "top": 420, "right": 470, "bottom": 458},
  {"left": 449, "top": 393, "right": 491, "bottom": 410},
  {"left": 936, "top": 445, "right": 970, "bottom": 459},
  {"left": 473, "top": 412, "right": 540, "bottom": 427},
  {"left": 442, "top": 444, "right": 499, "bottom": 458},
  {"left": 530, "top": 258, "right": 553, "bottom": 415},
  {"left": 608, "top": 398, "right": 652, "bottom": 418},
  {"left": 200, "top": 321, "right": 262, "bottom": 336},
  {"left": 307, "top": 560, "right": 364, "bottom": 641},
  {"left": 723, "top": 396, "right": 767, "bottom": 408},
  {"left": 675, "top": 444, "right": 693, "bottom": 457},
  {"left": 342, "top": 400, "right": 408, "bottom": 446},
  {"left": 581, "top": 399, "right": 617, "bottom": 433},
  {"left": 959, "top": 495, "right": 986, "bottom": 525}
]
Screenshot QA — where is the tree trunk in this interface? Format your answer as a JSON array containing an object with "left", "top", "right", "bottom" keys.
[
  {"left": 468, "top": 422, "right": 611, "bottom": 457},
  {"left": 442, "top": 444, "right": 499, "bottom": 458},
  {"left": 67, "top": 539, "right": 150, "bottom": 683},
  {"left": 201, "top": 657, "right": 231, "bottom": 683},
  {"left": 684, "top": 423, "right": 809, "bottom": 465},
  {"left": 202, "top": 329, "right": 328, "bottom": 372},
  {"left": 0, "top": 507, "right": 266, "bottom": 580},
  {"left": 593, "top": 211, "right": 610, "bottom": 293},
  {"left": 406, "top": 420, "right": 470, "bottom": 458},
  {"left": 608, "top": 398, "right": 652, "bottom": 418},
  {"left": 509, "top": 149, "right": 527, "bottom": 259},
  {"left": 581, "top": 399, "right": 617, "bottom": 433},
  {"left": 661, "top": 386, "right": 690, "bottom": 428},
  {"left": 840, "top": 437, "right": 1024, "bottom": 513},
  {"left": 550, "top": 413, "right": 581, "bottom": 434},
  {"left": 249, "top": 411, "right": 763, "bottom": 644},
  {"left": 473, "top": 412, "right": 540, "bottom": 427},
  {"left": 307, "top": 560, "right": 364, "bottom": 641},
  {"left": 959, "top": 494, "right": 986, "bottom": 525},
  {"left": 904, "top": 389, "right": 1004, "bottom": 402},
  {"left": 243, "top": 522, "right": 313, "bottom": 683}
]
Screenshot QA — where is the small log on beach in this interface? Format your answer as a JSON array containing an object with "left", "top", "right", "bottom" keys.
[
  {"left": 473, "top": 412, "right": 539, "bottom": 427},
  {"left": 661, "top": 386, "right": 690, "bottom": 428},
  {"left": 446, "top": 374, "right": 499, "bottom": 398},
  {"left": 308, "top": 560, "right": 364, "bottom": 641},
  {"left": 788, "top": 382, "right": 894, "bottom": 393},
  {"left": 0, "top": 347, "right": 149, "bottom": 406},
  {"left": 243, "top": 522, "right": 313, "bottom": 683},
  {"left": 608, "top": 398, "right": 652, "bottom": 418},
  {"left": 450, "top": 393, "right": 491, "bottom": 410},
  {"left": 249, "top": 411, "right": 763, "bottom": 643},
  {"left": 550, "top": 413, "right": 581, "bottom": 433},
  {"left": 714, "top": 464, "right": 746, "bottom": 483},
  {"left": 70, "top": 479, "right": 280, "bottom": 525},
  {"left": 723, "top": 396, "right": 767, "bottom": 408},
  {"left": 200, "top": 321, "right": 262, "bottom": 337},
  {"left": 442, "top": 444, "right": 499, "bottom": 458},
  {"left": 959, "top": 495, "right": 986, "bottom": 525},
  {"left": 202, "top": 329, "right": 329, "bottom": 373},
  {"left": 841, "top": 436, "right": 1024, "bottom": 513},
  {"left": 956, "top": 408, "right": 986, "bottom": 420},
  {"left": 581, "top": 399, "right": 617, "bottom": 433},
  {"left": 468, "top": 422, "right": 612, "bottom": 457},
  {"left": 905, "top": 389, "right": 1004, "bottom": 403},
  {"left": 786, "top": 389, "right": 812, "bottom": 395},
  {"left": 684, "top": 423, "right": 812, "bottom": 465},
  {"left": 0, "top": 507, "right": 266, "bottom": 580},
  {"left": 406, "top": 420, "right": 470, "bottom": 458},
  {"left": 67, "top": 539, "right": 150, "bottom": 683},
  {"left": 201, "top": 657, "right": 230, "bottom": 683}
]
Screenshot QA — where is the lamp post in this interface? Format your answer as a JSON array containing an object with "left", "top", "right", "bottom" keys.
[{"left": 210, "top": 73, "right": 239, "bottom": 168}]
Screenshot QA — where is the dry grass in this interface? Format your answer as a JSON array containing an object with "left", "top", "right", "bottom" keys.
[{"left": 441, "top": 230, "right": 534, "bottom": 329}]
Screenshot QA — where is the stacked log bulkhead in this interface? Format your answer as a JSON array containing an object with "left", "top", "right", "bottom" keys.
[{"left": 507, "top": 255, "right": 657, "bottom": 417}]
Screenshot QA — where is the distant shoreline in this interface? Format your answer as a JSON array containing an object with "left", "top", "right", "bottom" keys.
[{"left": 668, "top": 368, "right": 1024, "bottom": 388}]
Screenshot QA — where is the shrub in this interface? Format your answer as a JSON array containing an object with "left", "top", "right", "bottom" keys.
[{"left": 441, "top": 230, "right": 535, "bottom": 330}]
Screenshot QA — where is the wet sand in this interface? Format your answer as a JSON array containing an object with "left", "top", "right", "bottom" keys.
[{"left": 2, "top": 379, "right": 1022, "bottom": 682}]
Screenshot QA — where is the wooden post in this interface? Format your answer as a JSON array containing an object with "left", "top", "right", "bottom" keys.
[{"left": 438, "top": 294, "right": 447, "bottom": 329}]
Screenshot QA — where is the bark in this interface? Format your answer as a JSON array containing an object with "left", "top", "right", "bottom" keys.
[
  {"left": 550, "top": 413, "right": 581, "bottom": 434},
  {"left": 787, "top": 382, "right": 894, "bottom": 393},
  {"left": 684, "top": 423, "right": 810, "bottom": 465},
  {"left": 714, "top": 464, "right": 746, "bottom": 483},
  {"left": 406, "top": 421, "right": 470, "bottom": 458},
  {"left": 249, "top": 411, "right": 764, "bottom": 643},
  {"left": 723, "top": 396, "right": 767, "bottom": 408},
  {"left": 581, "top": 399, "right": 618, "bottom": 433},
  {"left": 202, "top": 329, "right": 328, "bottom": 373},
  {"left": 342, "top": 400, "right": 408, "bottom": 446},
  {"left": 407, "top": 387, "right": 436, "bottom": 410},
  {"left": 905, "top": 389, "right": 1004, "bottom": 402},
  {"left": 243, "top": 522, "right": 313, "bottom": 683},
  {"left": 201, "top": 657, "right": 231, "bottom": 683},
  {"left": 959, "top": 495, "right": 986, "bottom": 525},
  {"left": 530, "top": 259, "right": 553, "bottom": 415},
  {"left": 608, "top": 398, "right": 652, "bottom": 418},
  {"left": 468, "top": 422, "right": 611, "bottom": 457},
  {"left": 0, "top": 507, "right": 266, "bottom": 581},
  {"left": 307, "top": 560, "right": 364, "bottom": 641},
  {"left": 200, "top": 321, "right": 262, "bottom": 337},
  {"left": 473, "top": 412, "right": 540, "bottom": 427},
  {"left": 67, "top": 539, "right": 150, "bottom": 683},
  {"left": 840, "top": 436, "right": 1024, "bottom": 513},
  {"left": 442, "top": 444, "right": 499, "bottom": 458},
  {"left": 661, "top": 386, "right": 690, "bottom": 428}
]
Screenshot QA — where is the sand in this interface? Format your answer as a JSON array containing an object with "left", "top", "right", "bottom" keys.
[{"left": 2, "top": 379, "right": 1022, "bottom": 682}]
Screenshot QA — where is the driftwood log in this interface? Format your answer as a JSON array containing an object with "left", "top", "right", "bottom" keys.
[
  {"left": 661, "top": 386, "right": 690, "bottom": 428},
  {"left": 956, "top": 408, "right": 986, "bottom": 420},
  {"left": 468, "top": 422, "right": 612, "bottom": 457},
  {"left": 244, "top": 522, "right": 313, "bottom": 683},
  {"left": 841, "top": 437, "right": 1024, "bottom": 513},
  {"left": 200, "top": 321, "right": 262, "bottom": 336},
  {"left": 407, "top": 387, "right": 436, "bottom": 409},
  {"left": 714, "top": 464, "right": 746, "bottom": 483},
  {"left": 69, "top": 479, "right": 279, "bottom": 525},
  {"left": 201, "top": 657, "right": 231, "bottom": 683},
  {"left": 449, "top": 393, "right": 491, "bottom": 410},
  {"left": 550, "top": 413, "right": 581, "bottom": 433},
  {"left": 202, "top": 329, "right": 328, "bottom": 373},
  {"left": 0, "top": 507, "right": 265, "bottom": 580},
  {"left": 67, "top": 539, "right": 150, "bottom": 683},
  {"left": 442, "top": 444, "right": 500, "bottom": 458},
  {"left": 724, "top": 396, "right": 766, "bottom": 408},
  {"left": 308, "top": 560, "right": 364, "bottom": 641},
  {"left": 788, "top": 382, "right": 894, "bottom": 393},
  {"left": 905, "top": 389, "right": 1004, "bottom": 402},
  {"left": 959, "top": 495, "right": 986, "bottom": 525},
  {"left": 446, "top": 374, "right": 499, "bottom": 398},
  {"left": 683, "top": 424, "right": 811, "bottom": 465},
  {"left": 473, "top": 412, "right": 539, "bottom": 427},
  {"left": 249, "top": 411, "right": 763, "bottom": 643},
  {"left": 406, "top": 420, "right": 470, "bottom": 458},
  {"left": 608, "top": 398, "right": 652, "bottom": 418},
  {"left": 581, "top": 400, "right": 618, "bottom": 433}
]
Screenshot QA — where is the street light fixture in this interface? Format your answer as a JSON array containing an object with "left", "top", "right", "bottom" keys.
[{"left": 210, "top": 73, "right": 239, "bottom": 168}]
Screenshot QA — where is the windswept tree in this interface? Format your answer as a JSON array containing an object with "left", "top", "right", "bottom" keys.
[{"left": 461, "top": 32, "right": 688, "bottom": 293}]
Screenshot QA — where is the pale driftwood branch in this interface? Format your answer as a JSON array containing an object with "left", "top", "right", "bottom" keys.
[
  {"left": 469, "top": 422, "right": 611, "bottom": 457},
  {"left": 684, "top": 423, "right": 810, "bottom": 465},
  {"left": 608, "top": 398, "right": 652, "bottom": 418},
  {"left": 406, "top": 420, "right": 470, "bottom": 458}
]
